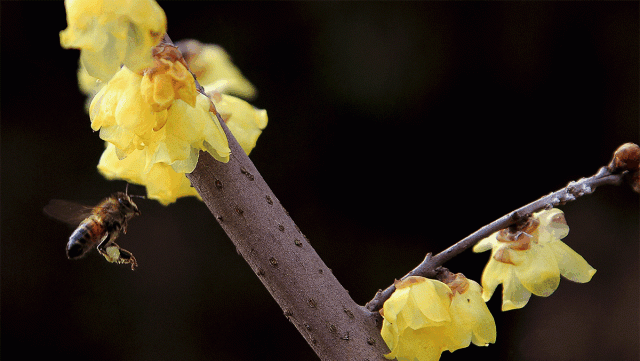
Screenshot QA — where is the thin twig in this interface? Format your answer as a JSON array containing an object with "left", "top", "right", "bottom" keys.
[{"left": 365, "top": 163, "right": 629, "bottom": 312}]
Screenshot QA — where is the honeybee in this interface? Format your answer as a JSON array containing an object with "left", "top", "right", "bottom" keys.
[{"left": 44, "top": 189, "right": 143, "bottom": 270}]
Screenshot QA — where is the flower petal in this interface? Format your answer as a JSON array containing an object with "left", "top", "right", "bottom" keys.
[
  {"left": 501, "top": 273, "right": 532, "bottom": 311},
  {"left": 448, "top": 282, "right": 497, "bottom": 350},
  {"left": 549, "top": 240, "right": 596, "bottom": 283},
  {"left": 514, "top": 243, "right": 561, "bottom": 297},
  {"left": 392, "top": 327, "right": 446, "bottom": 361},
  {"left": 214, "top": 93, "right": 268, "bottom": 155},
  {"left": 60, "top": 0, "right": 166, "bottom": 81},
  {"left": 410, "top": 279, "right": 452, "bottom": 327},
  {"left": 473, "top": 233, "right": 497, "bottom": 253},
  {"left": 480, "top": 258, "right": 510, "bottom": 302}
]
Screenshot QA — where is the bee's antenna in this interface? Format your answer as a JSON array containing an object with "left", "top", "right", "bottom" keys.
[{"left": 125, "top": 183, "right": 146, "bottom": 199}]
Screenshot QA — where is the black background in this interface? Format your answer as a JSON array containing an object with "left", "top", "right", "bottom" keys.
[{"left": 2, "top": 2, "right": 638, "bottom": 361}]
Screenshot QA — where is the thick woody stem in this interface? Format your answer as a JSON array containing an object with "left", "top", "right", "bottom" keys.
[
  {"left": 365, "top": 161, "right": 629, "bottom": 312},
  {"left": 160, "top": 33, "right": 387, "bottom": 359},
  {"left": 186, "top": 114, "right": 389, "bottom": 360}
]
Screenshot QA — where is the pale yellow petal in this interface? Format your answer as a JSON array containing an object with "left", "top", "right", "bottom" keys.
[
  {"left": 97, "top": 143, "right": 199, "bottom": 205},
  {"left": 216, "top": 94, "right": 268, "bottom": 155},
  {"left": 470, "top": 310, "right": 497, "bottom": 345},
  {"left": 480, "top": 258, "right": 510, "bottom": 302},
  {"left": 536, "top": 208, "right": 570, "bottom": 240},
  {"left": 473, "top": 232, "right": 498, "bottom": 253},
  {"left": 200, "top": 112, "right": 231, "bottom": 162},
  {"left": 391, "top": 327, "right": 446, "bottom": 361},
  {"left": 143, "top": 163, "right": 199, "bottom": 205},
  {"left": 514, "top": 243, "right": 560, "bottom": 297},
  {"left": 382, "top": 286, "right": 411, "bottom": 324},
  {"left": 448, "top": 280, "right": 496, "bottom": 348},
  {"left": 409, "top": 279, "right": 451, "bottom": 326},
  {"left": 61, "top": 0, "right": 166, "bottom": 81},
  {"left": 195, "top": 44, "right": 257, "bottom": 99},
  {"left": 98, "top": 143, "right": 145, "bottom": 183},
  {"left": 549, "top": 240, "right": 596, "bottom": 283},
  {"left": 501, "top": 272, "right": 532, "bottom": 311},
  {"left": 170, "top": 148, "right": 200, "bottom": 174},
  {"left": 380, "top": 318, "right": 399, "bottom": 354}
]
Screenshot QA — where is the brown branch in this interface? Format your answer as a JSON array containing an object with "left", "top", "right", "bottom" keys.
[
  {"left": 187, "top": 114, "right": 388, "bottom": 360},
  {"left": 365, "top": 145, "right": 636, "bottom": 313},
  {"left": 159, "top": 33, "right": 389, "bottom": 360},
  {"left": 163, "top": 33, "right": 639, "bottom": 356}
]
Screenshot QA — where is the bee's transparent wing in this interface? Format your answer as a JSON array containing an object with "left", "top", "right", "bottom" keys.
[{"left": 43, "top": 199, "right": 94, "bottom": 226}]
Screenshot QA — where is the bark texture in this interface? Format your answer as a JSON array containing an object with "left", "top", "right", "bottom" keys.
[{"left": 187, "top": 117, "right": 389, "bottom": 360}]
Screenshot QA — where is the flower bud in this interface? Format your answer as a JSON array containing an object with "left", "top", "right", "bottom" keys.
[{"left": 609, "top": 142, "right": 640, "bottom": 172}]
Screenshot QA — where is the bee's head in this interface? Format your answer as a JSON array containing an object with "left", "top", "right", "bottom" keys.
[{"left": 115, "top": 192, "right": 142, "bottom": 216}]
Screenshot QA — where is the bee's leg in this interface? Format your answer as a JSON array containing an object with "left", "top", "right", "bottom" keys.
[
  {"left": 98, "top": 243, "right": 138, "bottom": 270},
  {"left": 114, "top": 245, "right": 138, "bottom": 270},
  {"left": 96, "top": 233, "right": 116, "bottom": 262},
  {"left": 96, "top": 231, "right": 137, "bottom": 270},
  {"left": 96, "top": 232, "right": 112, "bottom": 253}
]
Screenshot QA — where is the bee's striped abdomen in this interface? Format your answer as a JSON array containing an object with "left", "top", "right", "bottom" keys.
[{"left": 66, "top": 216, "right": 105, "bottom": 259}]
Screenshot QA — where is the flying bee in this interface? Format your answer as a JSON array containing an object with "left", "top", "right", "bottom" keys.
[{"left": 44, "top": 189, "right": 143, "bottom": 270}]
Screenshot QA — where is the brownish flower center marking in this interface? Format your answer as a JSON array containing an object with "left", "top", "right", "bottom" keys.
[{"left": 143, "top": 44, "right": 190, "bottom": 79}]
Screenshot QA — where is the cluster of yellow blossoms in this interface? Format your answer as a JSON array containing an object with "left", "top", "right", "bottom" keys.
[
  {"left": 382, "top": 209, "right": 595, "bottom": 360},
  {"left": 60, "top": 0, "right": 267, "bottom": 205},
  {"left": 60, "top": 0, "right": 166, "bottom": 82},
  {"left": 381, "top": 274, "right": 496, "bottom": 361},
  {"left": 473, "top": 208, "right": 596, "bottom": 311}
]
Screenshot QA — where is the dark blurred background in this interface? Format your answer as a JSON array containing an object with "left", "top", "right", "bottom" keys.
[{"left": 2, "top": 2, "right": 638, "bottom": 360}]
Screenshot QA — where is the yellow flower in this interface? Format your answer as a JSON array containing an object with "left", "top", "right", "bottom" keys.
[
  {"left": 60, "top": 0, "right": 166, "bottom": 82},
  {"left": 441, "top": 273, "right": 496, "bottom": 351},
  {"left": 76, "top": 63, "right": 104, "bottom": 112},
  {"left": 473, "top": 208, "right": 596, "bottom": 311},
  {"left": 179, "top": 40, "right": 257, "bottom": 99},
  {"left": 380, "top": 275, "right": 496, "bottom": 361},
  {"left": 210, "top": 91, "right": 268, "bottom": 155},
  {"left": 90, "top": 45, "right": 230, "bottom": 173},
  {"left": 78, "top": 62, "right": 103, "bottom": 97},
  {"left": 98, "top": 143, "right": 199, "bottom": 205}
]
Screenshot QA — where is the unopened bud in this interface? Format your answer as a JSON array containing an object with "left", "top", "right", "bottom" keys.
[
  {"left": 609, "top": 143, "right": 640, "bottom": 172},
  {"left": 630, "top": 170, "right": 640, "bottom": 194}
]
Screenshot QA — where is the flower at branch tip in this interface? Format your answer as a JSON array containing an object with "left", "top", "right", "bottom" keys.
[
  {"left": 177, "top": 39, "right": 257, "bottom": 100},
  {"left": 90, "top": 44, "right": 230, "bottom": 174},
  {"left": 473, "top": 208, "right": 596, "bottom": 311},
  {"left": 60, "top": 0, "right": 167, "bottom": 82},
  {"left": 209, "top": 91, "right": 268, "bottom": 155},
  {"left": 98, "top": 143, "right": 199, "bottom": 205},
  {"left": 380, "top": 275, "right": 496, "bottom": 361}
]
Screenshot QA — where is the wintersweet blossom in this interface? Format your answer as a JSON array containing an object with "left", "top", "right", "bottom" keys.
[
  {"left": 98, "top": 143, "right": 199, "bottom": 205},
  {"left": 179, "top": 40, "right": 257, "bottom": 99},
  {"left": 209, "top": 91, "right": 268, "bottom": 155},
  {"left": 89, "top": 45, "right": 230, "bottom": 173},
  {"left": 60, "top": 0, "right": 166, "bottom": 82},
  {"left": 473, "top": 208, "right": 596, "bottom": 311},
  {"left": 441, "top": 273, "right": 496, "bottom": 351},
  {"left": 91, "top": 44, "right": 269, "bottom": 204},
  {"left": 97, "top": 91, "right": 268, "bottom": 204},
  {"left": 77, "top": 64, "right": 104, "bottom": 111},
  {"left": 380, "top": 275, "right": 495, "bottom": 361}
]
